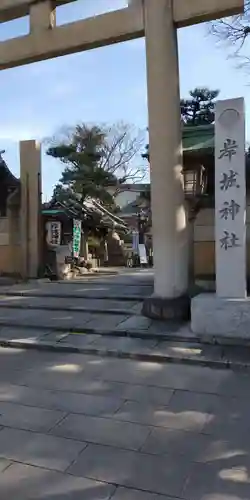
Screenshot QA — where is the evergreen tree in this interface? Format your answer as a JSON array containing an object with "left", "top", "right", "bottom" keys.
[{"left": 180, "top": 87, "right": 219, "bottom": 126}]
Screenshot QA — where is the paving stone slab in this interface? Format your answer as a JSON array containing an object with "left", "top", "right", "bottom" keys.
[
  {"left": 0, "top": 401, "right": 65, "bottom": 432},
  {"left": 215, "top": 371, "right": 250, "bottom": 398},
  {"left": 182, "top": 461, "right": 250, "bottom": 500},
  {"left": 90, "top": 336, "right": 158, "bottom": 353},
  {"left": 147, "top": 321, "right": 185, "bottom": 335},
  {"left": 141, "top": 427, "right": 213, "bottom": 460},
  {"left": 0, "top": 379, "right": 172, "bottom": 409},
  {"left": 112, "top": 486, "right": 173, "bottom": 500},
  {"left": 168, "top": 390, "right": 221, "bottom": 419},
  {"left": 115, "top": 316, "right": 152, "bottom": 331},
  {"left": 20, "top": 368, "right": 121, "bottom": 393},
  {"left": 0, "top": 296, "right": 140, "bottom": 312},
  {"left": 5, "top": 284, "right": 146, "bottom": 299},
  {"left": 169, "top": 390, "right": 250, "bottom": 441},
  {"left": 114, "top": 400, "right": 210, "bottom": 432},
  {"left": 0, "top": 375, "right": 126, "bottom": 399},
  {"left": 0, "top": 462, "right": 115, "bottom": 500},
  {"left": 0, "top": 347, "right": 82, "bottom": 375},
  {"left": 27, "top": 311, "right": 94, "bottom": 329},
  {"left": 0, "top": 459, "right": 11, "bottom": 473},
  {"left": 19, "top": 371, "right": 107, "bottom": 395},
  {"left": 51, "top": 413, "right": 150, "bottom": 451},
  {"left": 152, "top": 342, "right": 222, "bottom": 362},
  {"left": 222, "top": 345, "right": 250, "bottom": 365},
  {"left": 69, "top": 443, "right": 191, "bottom": 497},
  {"left": 130, "top": 303, "right": 143, "bottom": 314},
  {"left": 39, "top": 331, "right": 70, "bottom": 343},
  {"left": 204, "top": 407, "right": 250, "bottom": 440},
  {"left": 50, "top": 283, "right": 149, "bottom": 294},
  {"left": 84, "top": 314, "right": 129, "bottom": 331},
  {"left": 99, "top": 358, "right": 230, "bottom": 392},
  {"left": 0, "top": 309, "right": 36, "bottom": 321},
  {"left": 119, "top": 384, "right": 174, "bottom": 405},
  {"left": 0, "top": 327, "right": 51, "bottom": 340},
  {"left": 196, "top": 436, "right": 250, "bottom": 467},
  {"left": 0, "top": 310, "right": 94, "bottom": 329},
  {"left": 49, "top": 333, "right": 99, "bottom": 347},
  {"left": 0, "top": 383, "right": 123, "bottom": 416},
  {"left": 0, "top": 427, "right": 86, "bottom": 471}
]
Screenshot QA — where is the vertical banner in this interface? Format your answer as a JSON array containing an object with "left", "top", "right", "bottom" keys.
[
  {"left": 73, "top": 219, "right": 82, "bottom": 258},
  {"left": 215, "top": 98, "right": 246, "bottom": 298}
]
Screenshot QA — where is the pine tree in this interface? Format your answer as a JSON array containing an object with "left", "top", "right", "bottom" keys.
[{"left": 180, "top": 88, "right": 219, "bottom": 126}]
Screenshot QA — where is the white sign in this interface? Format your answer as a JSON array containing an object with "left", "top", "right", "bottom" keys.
[
  {"left": 215, "top": 97, "right": 246, "bottom": 298},
  {"left": 46, "top": 221, "right": 61, "bottom": 246},
  {"left": 132, "top": 231, "right": 139, "bottom": 251},
  {"left": 138, "top": 243, "right": 147, "bottom": 264}
]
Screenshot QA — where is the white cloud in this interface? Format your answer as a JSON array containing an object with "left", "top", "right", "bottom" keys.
[{"left": 0, "top": 125, "right": 48, "bottom": 142}]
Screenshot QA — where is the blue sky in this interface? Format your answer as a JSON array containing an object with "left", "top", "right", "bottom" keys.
[{"left": 1, "top": 0, "right": 250, "bottom": 200}]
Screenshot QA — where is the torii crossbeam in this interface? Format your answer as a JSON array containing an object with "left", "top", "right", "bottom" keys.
[{"left": 0, "top": 0, "right": 244, "bottom": 70}]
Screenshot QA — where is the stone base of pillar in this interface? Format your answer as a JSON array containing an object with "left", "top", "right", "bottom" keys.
[
  {"left": 191, "top": 293, "right": 250, "bottom": 339},
  {"left": 142, "top": 294, "right": 190, "bottom": 321}
]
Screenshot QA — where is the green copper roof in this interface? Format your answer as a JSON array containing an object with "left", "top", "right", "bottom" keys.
[
  {"left": 182, "top": 124, "right": 214, "bottom": 153},
  {"left": 42, "top": 209, "right": 65, "bottom": 215}
]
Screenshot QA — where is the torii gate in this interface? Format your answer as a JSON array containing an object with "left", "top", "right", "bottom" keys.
[{"left": 0, "top": 0, "right": 244, "bottom": 318}]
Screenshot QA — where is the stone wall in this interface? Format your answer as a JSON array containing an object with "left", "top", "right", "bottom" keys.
[{"left": 0, "top": 216, "right": 21, "bottom": 276}]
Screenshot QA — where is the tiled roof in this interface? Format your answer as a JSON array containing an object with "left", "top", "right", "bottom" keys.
[
  {"left": 182, "top": 124, "right": 214, "bottom": 153},
  {"left": 0, "top": 157, "right": 19, "bottom": 185}
]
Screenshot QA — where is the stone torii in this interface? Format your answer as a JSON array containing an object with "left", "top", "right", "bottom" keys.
[{"left": 0, "top": 0, "right": 244, "bottom": 315}]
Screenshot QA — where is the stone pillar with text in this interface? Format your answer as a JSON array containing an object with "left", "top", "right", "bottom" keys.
[
  {"left": 215, "top": 98, "right": 246, "bottom": 299},
  {"left": 191, "top": 98, "right": 249, "bottom": 337},
  {"left": 20, "top": 140, "right": 42, "bottom": 279}
]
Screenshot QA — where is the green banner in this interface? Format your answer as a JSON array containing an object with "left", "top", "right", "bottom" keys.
[{"left": 73, "top": 219, "right": 82, "bottom": 258}]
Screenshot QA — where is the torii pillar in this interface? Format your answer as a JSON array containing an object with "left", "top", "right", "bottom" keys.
[
  {"left": 20, "top": 141, "right": 42, "bottom": 279},
  {"left": 142, "top": 0, "right": 188, "bottom": 320}
]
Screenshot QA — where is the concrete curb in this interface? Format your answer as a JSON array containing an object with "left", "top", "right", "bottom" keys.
[
  {"left": 57, "top": 280, "right": 153, "bottom": 286},
  {"left": 0, "top": 337, "right": 248, "bottom": 371},
  {"left": 0, "top": 321, "right": 197, "bottom": 342},
  {"left": 1, "top": 321, "right": 250, "bottom": 347}
]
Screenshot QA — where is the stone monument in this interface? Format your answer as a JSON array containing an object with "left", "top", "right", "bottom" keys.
[{"left": 191, "top": 97, "right": 250, "bottom": 337}]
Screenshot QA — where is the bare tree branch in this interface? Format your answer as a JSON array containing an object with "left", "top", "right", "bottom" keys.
[
  {"left": 209, "top": 2, "right": 250, "bottom": 69},
  {"left": 99, "top": 122, "right": 147, "bottom": 184}
]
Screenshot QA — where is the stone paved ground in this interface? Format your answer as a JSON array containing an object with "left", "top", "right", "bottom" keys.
[
  {"left": 0, "top": 348, "right": 249, "bottom": 498},
  {"left": 0, "top": 270, "right": 250, "bottom": 369},
  {"left": 0, "top": 270, "right": 154, "bottom": 333},
  {"left": 0, "top": 270, "right": 185, "bottom": 339}
]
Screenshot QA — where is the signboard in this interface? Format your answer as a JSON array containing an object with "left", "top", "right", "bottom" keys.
[
  {"left": 46, "top": 221, "right": 61, "bottom": 246},
  {"left": 73, "top": 219, "right": 82, "bottom": 258},
  {"left": 215, "top": 97, "right": 246, "bottom": 298},
  {"left": 138, "top": 243, "right": 148, "bottom": 264},
  {"left": 132, "top": 230, "right": 139, "bottom": 251}
]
